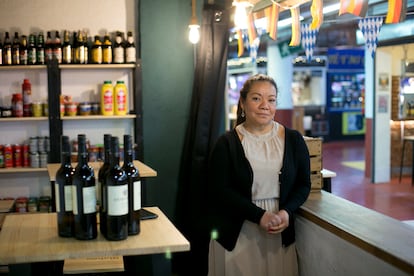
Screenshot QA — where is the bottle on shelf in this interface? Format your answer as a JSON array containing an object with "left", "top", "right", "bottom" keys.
[
  {"left": 98, "top": 134, "right": 112, "bottom": 237},
  {"left": 3, "top": 32, "right": 12, "bottom": 65},
  {"left": 113, "top": 31, "right": 125, "bottom": 64},
  {"left": 36, "top": 32, "right": 45, "bottom": 65},
  {"left": 27, "top": 34, "right": 37, "bottom": 65},
  {"left": 102, "top": 34, "right": 112, "bottom": 64},
  {"left": 0, "top": 36, "right": 3, "bottom": 65},
  {"left": 73, "top": 31, "right": 85, "bottom": 64},
  {"left": 101, "top": 80, "right": 114, "bottom": 115},
  {"left": 104, "top": 136, "right": 128, "bottom": 241},
  {"left": 83, "top": 31, "right": 89, "bottom": 64},
  {"left": 45, "top": 31, "right": 53, "bottom": 63},
  {"left": 11, "top": 32, "right": 20, "bottom": 65},
  {"left": 55, "top": 135, "right": 75, "bottom": 237},
  {"left": 72, "top": 134, "right": 97, "bottom": 240},
  {"left": 91, "top": 35, "right": 102, "bottom": 64},
  {"left": 19, "top": 35, "right": 28, "bottom": 65},
  {"left": 22, "top": 79, "right": 32, "bottom": 117},
  {"left": 125, "top": 31, "right": 136, "bottom": 64},
  {"left": 62, "top": 30, "right": 72, "bottom": 64},
  {"left": 122, "top": 134, "right": 141, "bottom": 235},
  {"left": 53, "top": 31, "right": 62, "bottom": 64},
  {"left": 114, "top": 80, "right": 128, "bottom": 115}
]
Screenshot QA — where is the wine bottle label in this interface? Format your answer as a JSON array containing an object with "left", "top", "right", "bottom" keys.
[
  {"left": 72, "top": 185, "right": 78, "bottom": 215},
  {"left": 55, "top": 183, "right": 73, "bottom": 212},
  {"left": 133, "top": 180, "right": 141, "bottom": 211},
  {"left": 83, "top": 186, "right": 97, "bottom": 214},
  {"left": 55, "top": 183, "right": 61, "bottom": 213},
  {"left": 108, "top": 184, "right": 128, "bottom": 216}
]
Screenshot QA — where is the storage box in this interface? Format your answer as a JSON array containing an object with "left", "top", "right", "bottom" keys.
[{"left": 304, "top": 137, "right": 323, "bottom": 191}]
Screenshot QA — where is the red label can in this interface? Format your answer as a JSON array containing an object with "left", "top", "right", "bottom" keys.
[
  {"left": 0, "top": 145, "right": 4, "bottom": 168},
  {"left": 4, "top": 144, "right": 13, "bottom": 168},
  {"left": 12, "top": 144, "right": 22, "bottom": 167},
  {"left": 22, "top": 144, "right": 30, "bottom": 167}
]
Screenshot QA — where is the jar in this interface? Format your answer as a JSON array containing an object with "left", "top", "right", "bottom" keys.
[
  {"left": 1, "top": 106, "right": 12, "bottom": 118},
  {"left": 42, "top": 102, "right": 49, "bottom": 116},
  {"left": 15, "top": 197, "right": 28, "bottom": 212},
  {"left": 65, "top": 102, "right": 78, "bottom": 116},
  {"left": 39, "top": 196, "right": 51, "bottom": 212},
  {"left": 31, "top": 102, "right": 43, "bottom": 117},
  {"left": 79, "top": 102, "right": 92, "bottom": 116},
  {"left": 91, "top": 102, "right": 100, "bottom": 115},
  {"left": 28, "top": 197, "right": 38, "bottom": 212}
]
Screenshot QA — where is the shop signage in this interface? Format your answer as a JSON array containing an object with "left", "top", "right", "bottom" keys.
[{"left": 327, "top": 48, "right": 365, "bottom": 70}]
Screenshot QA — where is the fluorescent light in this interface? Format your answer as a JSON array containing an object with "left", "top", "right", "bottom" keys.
[
  {"left": 323, "top": 3, "right": 340, "bottom": 14},
  {"left": 278, "top": 16, "right": 304, "bottom": 28}
]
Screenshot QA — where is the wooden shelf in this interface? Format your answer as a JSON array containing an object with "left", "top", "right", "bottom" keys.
[
  {"left": 61, "top": 114, "right": 136, "bottom": 120},
  {"left": 0, "top": 65, "right": 46, "bottom": 70},
  {"left": 0, "top": 117, "right": 48, "bottom": 122},
  {"left": 59, "top": 64, "right": 136, "bottom": 70},
  {"left": 0, "top": 167, "right": 47, "bottom": 174}
]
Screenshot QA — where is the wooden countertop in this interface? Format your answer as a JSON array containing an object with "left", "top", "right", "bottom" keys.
[
  {"left": 299, "top": 191, "right": 414, "bottom": 274},
  {"left": 47, "top": 160, "right": 157, "bottom": 181},
  {"left": 0, "top": 207, "right": 189, "bottom": 265}
]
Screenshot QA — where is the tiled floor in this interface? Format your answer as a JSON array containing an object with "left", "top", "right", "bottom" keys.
[{"left": 322, "top": 139, "right": 414, "bottom": 221}]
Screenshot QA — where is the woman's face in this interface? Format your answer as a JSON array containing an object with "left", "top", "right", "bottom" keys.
[{"left": 240, "top": 81, "right": 277, "bottom": 128}]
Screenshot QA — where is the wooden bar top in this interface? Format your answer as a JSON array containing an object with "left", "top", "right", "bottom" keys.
[
  {"left": 299, "top": 191, "right": 414, "bottom": 274},
  {"left": 47, "top": 160, "right": 157, "bottom": 181},
  {"left": 0, "top": 207, "right": 189, "bottom": 265}
]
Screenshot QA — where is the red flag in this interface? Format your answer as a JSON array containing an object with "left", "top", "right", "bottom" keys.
[
  {"left": 290, "top": 7, "right": 301, "bottom": 46},
  {"left": 339, "top": 0, "right": 369, "bottom": 17},
  {"left": 247, "top": 12, "right": 257, "bottom": 45},
  {"left": 385, "top": 0, "right": 407, "bottom": 23},
  {"left": 266, "top": 3, "right": 279, "bottom": 40}
]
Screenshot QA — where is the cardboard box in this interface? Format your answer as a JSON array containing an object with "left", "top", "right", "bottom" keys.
[{"left": 304, "top": 137, "right": 323, "bottom": 191}]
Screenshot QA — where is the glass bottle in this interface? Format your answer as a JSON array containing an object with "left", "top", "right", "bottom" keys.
[
  {"left": 55, "top": 135, "right": 75, "bottom": 237},
  {"left": 3, "top": 32, "right": 12, "bottom": 65},
  {"left": 53, "top": 31, "right": 62, "bottom": 64},
  {"left": 104, "top": 136, "right": 128, "bottom": 241},
  {"left": 45, "top": 31, "right": 53, "bottom": 63},
  {"left": 27, "top": 34, "right": 37, "bottom": 65},
  {"left": 74, "top": 31, "right": 85, "bottom": 64},
  {"left": 113, "top": 31, "right": 125, "bottom": 64},
  {"left": 98, "top": 134, "right": 112, "bottom": 237},
  {"left": 62, "top": 30, "right": 72, "bottom": 64},
  {"left": 72, "top": 134, "right": 97, "bottom": 240},
  {"left": 19, "top": 35, "right": 28, "bottom": 65},
  {"left": 125, "top": 31, "right": 136, "bottom": 64},
  {"left": 102, "top": 34, "right": 112, "bottom": 64},
  {"left": 36, "top": 32, "right": 45, "bottom": 65},
  {"left": 11, "top": 32, "right": 20, "bottom": 65},
  {"left": 0, "top": 36, "right": 3, "bottom": 65},
  {"left": 122, "top": 134, "right": 141, "bottom": 235},
  {"left": 91, "top": 35, "right": 102, "bottom": 64}
]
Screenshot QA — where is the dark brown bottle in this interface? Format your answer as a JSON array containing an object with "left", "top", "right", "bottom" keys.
[
  {"left": 113, "top": 31, "right": 124, "bottom": 64},
  {"left": 27, "top": 34, "right": 37, "bottom": 65},
  {"left": 11, "top": 32, "right": 20, "bottom": 65},
  {"left": 125, "top": 31, "right": 136, "bottom": 64},
  {"left": 19, "top": 35, "right": 28, "bottom": 65},
  {"left": 0, "top": 36, "right": 3, "bottom": 65},
  {"left": 122, "top": 134, "right": 141, "bottom": 235},
  {"left": 36, "top": 32, "right": 45, "bottom": 65},
  {"left": 104, "top": 136, "right": 128, "bottom": 241},
  {"left": 91, "top": 35, "right": 102, "bottom": 64},
  {"left": 53, "top": 31, "right": 62, "bottom": 64},
  {"left": 72, "top": 134, "right": 97, "bottom": 240},
  {"left": 102, "top": 34, "right": 112, "bottom": 64},
  {"left": 45, "top": 31, "right": 53, "bottom": 63},
  {"left": 98, "top": 134, "right": 112, "bottom": 237},
  {"left": 62, "top": 30, "right": 72, "bottom": 64},
  {"left": 55, "top": 135, "right": 75, "bottom": 237},
  {"left": 3, "top": 32, "right": 12, "bottom": 65}
]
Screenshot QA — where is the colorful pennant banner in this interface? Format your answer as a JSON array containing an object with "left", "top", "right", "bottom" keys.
[
  {"left": 265, "top": 3, "right": 280, "bottom": 40},
  {"left": 339, "top": 0, "right": 369, "bottom": 17},
  {"left": 301, "top": 23, "right": 319, "bottom": 62},
  {"left": 310, "top": 0, "right": 323, "bottom": 30},
  {"left": 385, "top": 0, "right": 407, "bottom": 23},
  {"left": 289, "top": 7, "right": 301, "bottom": 46},
  {"left": 358, "top": 17, "right": 383, "bottom": 58}
]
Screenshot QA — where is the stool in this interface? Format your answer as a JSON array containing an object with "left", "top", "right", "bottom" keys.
[{"left": 399, "top": 135, "right": 414, "bottom": 185}]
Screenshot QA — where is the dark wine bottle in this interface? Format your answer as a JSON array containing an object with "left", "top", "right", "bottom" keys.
[
  {"left": 98, "top": 134, "right": 112, "bottom": 237},
  {"left": 122, "top": 134, "right": 141, "bottom": 235},
  {"left": 72, "top": 134, "right": 97, "bottom": 240},
  {"left": 55, "top": 135, "right": 75, "bottom": 237},
  {"left": 104, "top": 136, "right": 128, "bottom": 241}
]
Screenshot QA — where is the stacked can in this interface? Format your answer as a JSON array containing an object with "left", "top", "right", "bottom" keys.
[{"left": 29, "top": 136, "right": 50, "bottom": 168}]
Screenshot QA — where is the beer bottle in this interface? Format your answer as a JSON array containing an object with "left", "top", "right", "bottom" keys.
[
  {"left": 3, "top": 32, "right": 12, "bottom": 65},
  {"left": 12, "top": 32, "right": 20, "bottom": 65},
  {"left": 74, "top": 31, "right": 85, "bottom": 64},
  {"left": 62, "top": 30, "right": 72, "bottom": 64},
  {"left": 125, "top": 31, "right": 136, "bottom": 64},
  {"left": 53, "top": 31, "right": 62, "bottom": 64},
  {"left": 45, "top": 31, "right": 53, "bottom": 63},
  {"left": 91, "top": 35, "right": 102, "bottom": 64},
  {"left": 102, "top": 34, "right": 112, "bottom": 64},
  {"left": 27, "top": 34, "right": 37, "bottom": 65},
  {"left": 19, "top": 35, "right": 28, "bottom": 65},
  {"left": 113, "top": 31, "right": 125, "bottom": 64},
  {"left": 36, "top": 32, "right": 45, "bottom": 65},
  {"left": 0, "top": 36, "right": 3, "bottom": 65},
  {"left": 83, "top": 31, "right": 89, "bottom": 64}
]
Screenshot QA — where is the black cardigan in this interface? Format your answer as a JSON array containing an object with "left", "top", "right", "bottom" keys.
[{"left": 207, "top": 126, "right": 311, "bottom": 251}]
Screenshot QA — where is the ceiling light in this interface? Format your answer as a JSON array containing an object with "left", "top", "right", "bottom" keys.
[{"left": 188, "top": 0, "right": 200, "bottom": 44}]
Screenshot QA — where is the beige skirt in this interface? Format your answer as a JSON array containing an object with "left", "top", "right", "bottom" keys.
[{"left": 208, "top": 199, "right": 298, "bottom": 276}]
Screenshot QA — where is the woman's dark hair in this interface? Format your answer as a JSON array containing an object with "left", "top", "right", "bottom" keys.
[{"left": 235, "top": 74, "right": 278, "bottom": 126}]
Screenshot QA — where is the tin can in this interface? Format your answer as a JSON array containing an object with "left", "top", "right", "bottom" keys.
[
  {"left": 31, "top": 102, "right": 43, "bottom": 117},
  {"left": 1, "top": 106, "right": 12, "bottom": 118},
  {"left": 30, "top": 152, "right": 40, "bottom": 168},
  {"left": 29, "top": 136, "right": 38, "bottom": 153},
  {"left": 4, "top": 144, "right": 13, "bottom": 168},
  {"left": 15, "top": 197, "right": 28, "bottom": 212},
  {"left": 22, "top": 144, "right": 30, "bottom": 167},
  {"left": 12, "top": 93, "right": 23, "bottom": 117},
  {"left": 39, "top": 152, "right": 48, "bottom": 168},
  {"left": 12, "top": 144, "right": 22, "bottom": 167},
  {"left": 0, "top": 145, "right": 4, "bottom": 168},
  {"left": 44, "top": 136, "right": 50, "bottom": 153},
  {"left": 37, "top": 136, "right": 45, "bottom": 153},
  {"left": 28, "top": 197, "right": 38, "bottom": 212},
  {"left": 39, "top": 196, "right": 51, "bottom": 212},
  {"left": 42, "top": 102, "right": 48, "bottom": 116}
]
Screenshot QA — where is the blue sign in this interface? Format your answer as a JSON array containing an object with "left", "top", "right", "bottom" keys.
[{"left": 327, "top": 48, "right": 365, "bottom": 70}]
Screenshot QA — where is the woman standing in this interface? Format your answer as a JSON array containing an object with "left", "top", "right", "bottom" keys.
[{"left": 208, "top": 74, "right": 311, "bottom": 275}]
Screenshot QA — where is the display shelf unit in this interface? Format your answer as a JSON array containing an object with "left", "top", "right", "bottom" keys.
[
  {"left": 0, "top": 168, "right": 47, "bottom": 174},
  {"left": 0, "top": 117, "right": 48, "bottom": 122},
  {"left": 61, "top": 115, "right": 136, "bottom": 120}
]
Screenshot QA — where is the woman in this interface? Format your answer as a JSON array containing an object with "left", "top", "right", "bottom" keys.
[{"left": 208, "top": 74, "right": 311, "bottom": 275}]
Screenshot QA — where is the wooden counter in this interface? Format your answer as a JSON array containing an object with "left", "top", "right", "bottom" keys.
[
  {"left": 299, "top": 191, "right": 414, "bottom": 274},
  {"left": 47, "top": 161, "right": 157, "bottom": 181},
  {"left": 0, "top": 207, "right": 189, "bottom": 265}
]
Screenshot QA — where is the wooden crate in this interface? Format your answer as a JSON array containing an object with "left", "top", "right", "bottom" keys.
[{"left": 304, "top": 137, "right": 323, "bottom": 191}]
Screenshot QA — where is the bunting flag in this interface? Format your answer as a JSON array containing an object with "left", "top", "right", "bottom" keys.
[
  {"left": 246, "top": 12, "right": 258, "bottom": 46},
  {"left": 385, "top": 0, "right": 407, "bottom": 24},
  {"left": 236, "top": 28, "right": 244, "bottom": 57},
  {"left": 301, "top": 24, "right": 319, "bottom": 62},
  {"left": 289, "top": 6, "right": 301, "bottom": 46},
  {"left": 265, "top": 3, "right": 280, "bottom": 40},
  {"left": 310, "top": 0, "right": 323, "bottom": 30},
  {"left": 358, "top": 17, "right": 383, "bottom": 58},
  {"left": 339, "top": 0, "right": 369, "bottom": 17}
]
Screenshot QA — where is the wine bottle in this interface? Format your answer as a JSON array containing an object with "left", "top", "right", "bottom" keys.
[
  {"left": 125, "top": 31, "right": 136, "bottom": 64},
  {"left": 55, "top": 135, "right": 75, "bottom": 237},
  {"left": 122, "top": 135, "right": 141, "bottom": 235},
  {"left": 104, "top": 136, "right": 128, "bottom": 241},
  {"left": 72, "top": 134, "right": 97, "bottom": 240},
  {"left": 98, "top": 134, "right": 112, "bottom": 237}
]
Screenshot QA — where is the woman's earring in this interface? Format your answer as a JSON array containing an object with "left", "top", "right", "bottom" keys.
[{"left": 241, "top": 110, "right": 245, "bottom": 117}]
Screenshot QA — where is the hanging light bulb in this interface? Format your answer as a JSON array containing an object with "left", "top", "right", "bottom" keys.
[
  {"left": 188, "top": 0, "right": 200, "bottom": 44},
  {"left": 232, "top": 1, "right": 252, "bottom": 29}
]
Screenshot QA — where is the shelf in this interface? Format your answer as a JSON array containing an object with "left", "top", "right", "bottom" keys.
[
  {"left": 0, "top": 167, "right": 47, "bottom": 174},
  {"left": 61, "top": 114, "right": 136, "bottom": 120},
  {"left": 0, "top": 117, "right": 48, "bottom": 122},
  {"left": 59, "top": 64, "right": 136, "bottom": 70},
  {"left": 0, "top": 65, "right": 46, "bottom": 70}
]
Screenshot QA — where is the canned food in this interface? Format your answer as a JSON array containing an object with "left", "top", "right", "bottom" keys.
[
  {"left": 39, "top": 152, "right": 48, "bottom": 168},
  {"left": 13, "top": 144, "right": 22, "bottom": 167},
  {"left": 79, "top": 102, "right": 92, "bottom": 116},
  {"left": 30, "top": 152, "right": 40, "bottom": 168},
  {"left": 0, "top": 145, "right": 4, "bottom": 168},
  {"left": 28, "top": 197, "right": 38, "bottom": 212},
  {"left": 31, "top": 102, "right": 43, "bottom": 117},
  {"left": 15, "top": 197, "right": 28, "bottom": 212},
  {"left": 44, "top": 136, "right": 50, "bottom": 152},
  {"left": 29, "top": 136, "right": 38, "bottom": 153},
  {"left": 4, "top": 144, "right": 13, "bottom": 168},
  {"left": 39, "top": 196, "right": 51, "bottom": 212},
  {"left": 42, "top": 102, "right": 48, "bottom": 116},
  {"left": 91, "top": 102, "right": 100, "bottom": 115},
  {"left": 1, "top": 106, "right": 12, "bottom": 118},
  {"left": 65, "top": 102, "right": 78, "bottom": 116},
  {"left": 22, "top": 144, "right": 30, "bottom": 167},
  {"left": 37, "top": 136, "right": 45, "bottom": 153}
]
